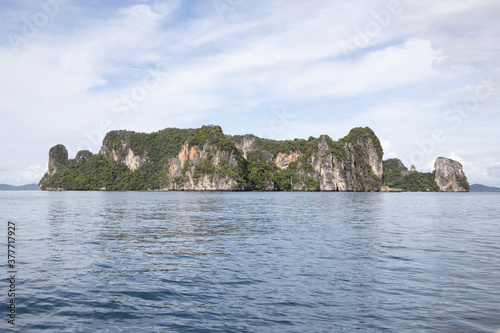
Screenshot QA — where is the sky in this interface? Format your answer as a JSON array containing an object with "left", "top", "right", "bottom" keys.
[{"left": 1, "top": 0, "right": 500, "bottom": 186}]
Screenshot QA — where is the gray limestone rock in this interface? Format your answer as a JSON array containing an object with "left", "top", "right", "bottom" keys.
[
  {"left": 75, "top": 150, "right": 93, "bottom": 163},
  {"left": 39, "top": 144, "right": 68, "bottom": 189},
  {"left": 434, "top": 157, "right": 469, "bottom": 192}
]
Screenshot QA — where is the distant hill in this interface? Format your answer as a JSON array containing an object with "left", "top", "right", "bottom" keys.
[
  {"left": 469, "top": 184, "right": 500, "bottom": 192},
  {"left": 0, "top": 184, "right": 40, "bottom": 191}
]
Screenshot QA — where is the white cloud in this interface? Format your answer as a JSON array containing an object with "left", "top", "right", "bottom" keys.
[
  {"left": 381, "top": 139, "right": 398, "bottom": 159},
  {"left": 394, "top": 0, "right": 500, "bottom": 71},
  {"left": 449, "top": 153, "right": 466, "bottom": 165},
  {"left": 9, "top": 164, "right": 46, "bottom": 185},
  {"left": 287, "top": 38, "right": 440, "bottom": 98},
  {"left": 487, "top": 164, "right": 500, "bottom": 179}
]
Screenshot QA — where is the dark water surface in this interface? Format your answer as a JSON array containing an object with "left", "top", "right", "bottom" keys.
[{"left": 1, "top": 191, "right": 500, "bottom": 332}]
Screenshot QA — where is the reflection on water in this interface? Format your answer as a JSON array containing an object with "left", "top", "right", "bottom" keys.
[{"left": 1, "top": 191, "right": 500, "bottom": 332}]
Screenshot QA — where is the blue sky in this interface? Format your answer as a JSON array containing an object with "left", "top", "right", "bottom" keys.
[{"left": 1, "top": 0, "right": 500, "bottom": 186}]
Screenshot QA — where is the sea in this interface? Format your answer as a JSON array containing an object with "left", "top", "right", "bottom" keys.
[{"left": 1, "top": 191, "right": 500, "bottom": 332}]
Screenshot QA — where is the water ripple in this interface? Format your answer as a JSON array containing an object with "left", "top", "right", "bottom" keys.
[{"left": 2, "top": 191, "right": 500, "bottom": 332}]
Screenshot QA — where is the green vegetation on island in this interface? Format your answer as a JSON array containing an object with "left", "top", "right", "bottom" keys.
[
  {"left": 39, "top": 125, "right": 468, "bottom": 192},
  {"left": 40, "top": 126, "right": 386, "bottom": 191},
  {"left": 383, "top": 158, "right": 439, "bottom": 191}
]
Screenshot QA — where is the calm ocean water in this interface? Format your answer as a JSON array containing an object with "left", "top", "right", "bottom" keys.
[{"left": 1, "top": 191, "right": 500, "bottom": 332}]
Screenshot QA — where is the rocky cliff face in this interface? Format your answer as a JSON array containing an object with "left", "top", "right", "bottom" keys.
[
  {"left": 274, "top": 151, "right": 301, "bottom": 170},
  {"left": 164, "top": 142, "right": 242, "bottom": 191},
  {"left": 39, "top": 144, "right": 68, "bottom": 189},
  {"left": 100, "top": 142, "right": 148, "bottom": 172},
  {"left": 364, "top": 138, "right": 384, "bottom": 179},
  {"left": 307, "top": 135, "right": 344, "bottom": 191},
  {"left": 434, "top": 157, "right": 469, "bottom": 192},
  {"left": 234, "top": 135, "right": 256, "bottom": 158},
  {"left": 47, "top": 144, "right": 68, "bottom": 177},
  {"left": 303, "top": 132, "right": 383, "bottom": 191}
]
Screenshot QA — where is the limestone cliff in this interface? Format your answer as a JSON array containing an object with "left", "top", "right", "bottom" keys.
[
  {"left": 164, "top": 141, "right": 243, "bottom": 191},
  {"left": 292, "top": 129, "right": 383, "bottom": 191},
  {"left": 38, "top": 144, "right": 68, "bottom": 189},
  {"left": 434, "top": 157, "right": 469, "bottom": 192},
  {"left": 100, "top": 132, "right": 149, "bottom": 171},
  {"left": 233, "top": 135, "right": 256, "bottom": 158},
  {"left": 274, "top": 151, "right": 301, "bottom": 170},
  {"left": 47, "top": 144, "right": 68, "bottom": 177},
  {"left": 230, "top": 127, "right": 384, "bottom": 191}
]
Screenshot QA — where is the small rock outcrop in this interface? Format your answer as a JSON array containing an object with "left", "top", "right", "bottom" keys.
[
  {"left": 47, "top": 144, "right": 68, "bottom": 177},
  {"left": 39, "top": 144, "right": 69, "bottom": 190},
  {"left": 384, "top": 158, "right": 409, "bottom": 177},
  {"left": 75, "top": 150, "right": 93, "bottom": 163},
  {"left": 434, "top": 157, "right": 469, "bottom": 192}
]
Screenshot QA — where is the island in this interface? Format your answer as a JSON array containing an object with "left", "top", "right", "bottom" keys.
[{"left": 39, "top": 125, "right": 469, "bottom": 192}]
